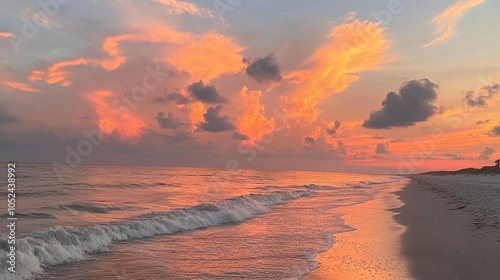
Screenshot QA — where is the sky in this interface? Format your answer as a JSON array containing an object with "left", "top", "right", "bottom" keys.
[{"left": 1, "top": 0, "right": 500, "bottom": 174}]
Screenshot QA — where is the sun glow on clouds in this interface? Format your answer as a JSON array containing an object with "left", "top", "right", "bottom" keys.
[
  {"left": 86, "top": 91, "right": 144, "bottom": 139},
  {"left": 236, "top": 86, "right": 276, "bottom": 145},
  {"left": 32, "top": 26, "right": 244, "bottom": 86},
  {"left": 189, "top": 101, "right": 206, "bottom": 131},
  {"left": 424, "top": 0, "right": 485, "bottom": 47},
  {"left": 167, "top": 33, "right": 245, "bottom": 82},
  {"left": 27, "top": 1, "right": 244, "bottom": 140},
  {"left": 282, "top": 20, "right": 390, "bottom": 123},
  {"left": 152, "top": 0, "right": 212, "bottom": 16},
  {"left": 1, "top": 80, "right": 39, "bottom": 92}
]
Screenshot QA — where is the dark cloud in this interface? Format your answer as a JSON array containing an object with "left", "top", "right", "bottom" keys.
[
  {"left": 200, "top": 106, "right": 236, "bottom": 132},
  {"left": 156, "top": 112, "right": 183, "bottom": 129},
  {"left": 390, "top": 139, "right": 404, "bottom": 143},
  {"left": 464, "top": 83, "right": 500, "bottom": 108},
  {"left": 162, "top": 132, "right": 191, "bottom": 143},
  {"left": 363, "top": 79, "right": 439, "bottom": 129},
  {"left": 0, "top": 103, "right": 21, "bottom": 123},
  {"left": 375, "top": 143, "right": 390, "bottom": 154},
  {"left": 233, "top": 132, "right": 250, "bottom": 140},
  {"left": 301, "top": 137, "right": 346, "bottom": 160},
  {"left": 476, "top": 119, "right": 491, "bottom": 126},
  {"left": 337, "top": 141, "right": 347, "bottom": 156},
  {"left": 326, "top": 120, "right": 342, "bottom": 135},
  {"left": 492, "top": 126, "right": 500, "bottom": 136},
  {"left": 478, "top": 147, "right": 495, "bottom": 160},
  {"left": 351, "top": 152, "right": 367, "bottom": 160},
  {"left": 0, "top": 129, "right": 58, "bottom": 150},
  {"left": 152, "top": 92, "right": 191, "bottom": 105},
  {"left": 187, "top": 81, "right": 227, "bottom": 104},
  {"left": 442, "top": 153, "right": 469, "bottom": 161},
  {"left": 244, "top": 54, "right": 282, "bottom": 83},
  {"left": 304, "top": 137, "right": 315, "bottom": 144}
]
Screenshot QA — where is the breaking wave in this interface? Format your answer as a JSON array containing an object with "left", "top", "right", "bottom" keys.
[{"left": 0, "top": 190, "right": 309, "bottom": 280}]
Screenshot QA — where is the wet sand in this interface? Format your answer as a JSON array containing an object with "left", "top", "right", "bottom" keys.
[
  {"left": 304, "top": 179, "right": 411, "bottom": 279},
  {"left": 305, "top": 178, "right": 500, "bottom": 279}
]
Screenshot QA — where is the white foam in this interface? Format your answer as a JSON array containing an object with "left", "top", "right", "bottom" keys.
[{"left": 0, "top": 190, "right": 309, "bottom": 280}]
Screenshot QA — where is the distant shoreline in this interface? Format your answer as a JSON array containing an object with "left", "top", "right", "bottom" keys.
[{"left": 419, "top": 166, "right": 500, "bottom": 176}]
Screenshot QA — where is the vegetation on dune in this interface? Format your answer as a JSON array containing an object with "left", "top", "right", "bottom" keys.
[{"left": 420, "top": 166, "right": 500, "bottom": 175}]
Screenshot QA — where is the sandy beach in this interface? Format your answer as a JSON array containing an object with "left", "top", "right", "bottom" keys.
[{"left": 306, "top": 175, "right": 500, "bottom": 280}]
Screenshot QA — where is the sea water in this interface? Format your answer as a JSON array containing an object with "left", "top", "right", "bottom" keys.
[{"left": 0, "top": 163, "right": 402, "bottom": 280}]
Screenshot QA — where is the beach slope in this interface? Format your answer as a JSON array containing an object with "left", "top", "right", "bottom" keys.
[
  {"left": 306, "top": 174, "right": 500, "bottom": 279},
  {"left": 396, "top": 175, "right": 500, "bottom": 279}
]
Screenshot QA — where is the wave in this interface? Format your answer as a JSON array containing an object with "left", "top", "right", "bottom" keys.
[
  {"left": 51, "top": 202, "right": 134, "bottom": 214},
  {"left": 0, "top": 190, "right": 309, "bottom": 280},
  {"left": 347, "top": 177, "right": 402, "bottom": 188},
  {"left": 0, "top": 190, "right": 71, "bottom": 198},
  {"left": 255, "top": 184, "right": 337, "bottom": 191},
  {"left": 0, "top": 213, "right": 56, "bottom": 220}
]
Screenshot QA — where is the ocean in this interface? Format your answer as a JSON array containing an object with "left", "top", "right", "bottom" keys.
[{"left": 0, "top": 163, "right": 402, "bottom": 280}]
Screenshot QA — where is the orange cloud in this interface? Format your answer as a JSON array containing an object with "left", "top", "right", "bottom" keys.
[
  {"left": 1, "top": 80, "right": 39, "bottom": 92},
  {"left": 32, "top": 26, "right": 243, "bottom": 86},
  {"left": 189, "top": 101, "right": 206, "bottom": 131},
  {"left": 86, "top": 91, "right": 144, "bottom": 139},
  {"left": 0, "top": 32, "right": 11, "bottom": 38},
  {"left": 236, "top": 86, "right": 276, "bottom": 144},
  {"left": 424, "top": 0, "right": 484, "bottom": 47},
  {"left": 167, "top": 33, "right": 245, "bottom": 82},
  {"left": 152, "top": 0, "right": 212, "bottom": 16},
  {"left": 282, "top": 19, "right": 390, "bottom": 123},
  {"left": 31, "top": 58, "right": 100, "bottom": 86},
  {"left": 310, "top": 126, "right": 322, "bottom": 139}
]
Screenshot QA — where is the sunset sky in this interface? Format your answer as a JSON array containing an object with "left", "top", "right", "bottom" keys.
[{"left": 1, "top": 0, "right": 500, "bottom": 173}]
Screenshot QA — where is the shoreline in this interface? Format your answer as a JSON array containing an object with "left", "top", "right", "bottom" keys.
[
  {"left": 305, "top": 176, "right": 500, "bottom": 279},
  {"left": 304, "top": 179, "right": 412, "bottom": 279}
]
